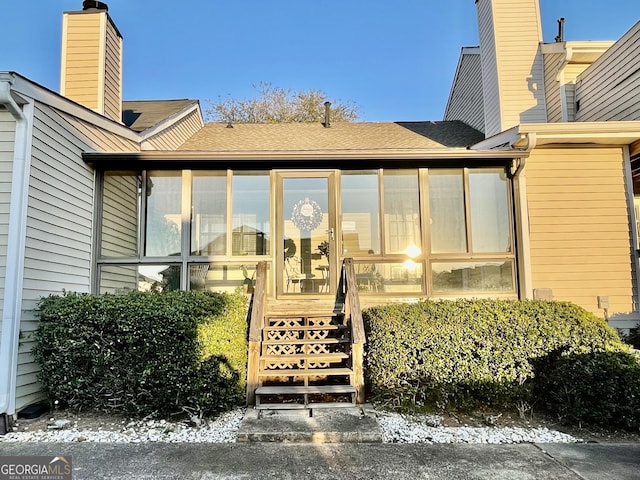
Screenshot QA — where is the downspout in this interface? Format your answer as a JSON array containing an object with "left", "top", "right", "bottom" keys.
[
  {"left": 0, "top": 76, "right": 34, "bottom": 424},
  {"left": 510, "top": 132, "right": 536, "bottom": 300}
]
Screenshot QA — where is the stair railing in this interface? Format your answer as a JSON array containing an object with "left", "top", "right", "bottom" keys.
[
  {"left": 341, "top": 258, "right": 367, "bottom": 403},
  {"left": 246, "top": 261, "right": 267, "bottom": 406}
]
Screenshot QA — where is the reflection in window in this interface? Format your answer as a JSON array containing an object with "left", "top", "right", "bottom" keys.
[
  {"left": 341, "top": 171, "right": 380, "bottom": 255},
  {"left": 431, "top": 261, "right": 514, "bottom": 293},
  {"left": 384, "top": 170, "right": 421, "bottom": 255},
  {"left": 99, "top": 264, "right": 180, "bottom": 294},
  {"left": 470, "top": 170, "right": 511, "bottom": 252},
  {"left": 192, "top": 172, "right": 227, "bottom": 256},
  {"left": 189, "top": 263, "right": 268, "bottom": 294},
  {"left": 145, "top": 172, "right": 182, "bottom": 257},
  {"left": 429, "top": 170, "right": 466, "bottom": 253},
  {"left": 232, "top": 173, "right": 270, "bottom": 255},
  {"left": 101, "top": 172, "right": 140, "bottom": 257},
  {"left": 354, "top": 261, "right": 423, "bottom": 294}
]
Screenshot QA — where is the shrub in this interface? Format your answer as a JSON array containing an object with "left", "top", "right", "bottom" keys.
[
  {"left": 534, "top": 350, "right": 640, "bottom": 430},
  {"left": 363, "top": 299, "right": 629, "bottom": 412},
  {"left": 32, "top": 290, "right": 247, "bottom": 417}
]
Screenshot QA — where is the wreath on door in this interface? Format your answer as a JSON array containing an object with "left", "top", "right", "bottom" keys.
[{"left": 291, "top": 198, "right": 323, "bottom": 231}]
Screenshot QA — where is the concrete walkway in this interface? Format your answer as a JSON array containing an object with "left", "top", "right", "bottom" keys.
[
  {"left": 2, "top": 441, "right": 640, "bottom": 479},
  {"left": 1, "top": 407, "right": 639, "bottom": 479}
]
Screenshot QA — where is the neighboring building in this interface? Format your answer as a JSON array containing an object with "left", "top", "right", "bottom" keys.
[{"left": 1, "top": 0, "right": 639, "bottom": 423}]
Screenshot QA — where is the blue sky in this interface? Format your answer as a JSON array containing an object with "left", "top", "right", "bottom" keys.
[{"left": 1, "top": 1, "right": 638, "bottom": 121}]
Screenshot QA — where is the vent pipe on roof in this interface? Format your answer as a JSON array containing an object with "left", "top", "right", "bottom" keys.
[
  {"left": 323, "top": 101, "right": 331, "bottom": 128},
  {"left": 555, "top": 17, "right": 565, "bottom": 42},
  {"left": 82, "top": 1, "right": 108, "bottom": 11}
]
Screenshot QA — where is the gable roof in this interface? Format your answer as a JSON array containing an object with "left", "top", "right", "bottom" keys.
[
  {"left": 122, "top": 99, "right": 199, "bottom": 132},
  {"left": 178, "top": 121, "right": 485, "bottom": 152}
]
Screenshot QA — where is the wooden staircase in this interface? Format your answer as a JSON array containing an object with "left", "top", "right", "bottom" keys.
[{"left": 247, "top": 260, "right": 366, "bottom": 409}]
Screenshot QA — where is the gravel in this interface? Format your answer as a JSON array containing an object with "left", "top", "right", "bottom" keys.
[{"left": 0, "top": 408, "right": 580, "bottom": 444}]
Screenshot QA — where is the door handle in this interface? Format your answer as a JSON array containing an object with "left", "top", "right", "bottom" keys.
[{"left": 326, "top": 228, "right": 334, "bottom": 240}]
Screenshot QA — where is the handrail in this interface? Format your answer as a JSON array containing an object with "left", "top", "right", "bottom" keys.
[
  {"left": 246, "top": 261, "right": 267, "bottom": 405},
  {"left": 342, "top": 258, "right": 366, "bottom": 344},
  {"left": 341, "top": 258, "right": 366, "bottom": 404}
]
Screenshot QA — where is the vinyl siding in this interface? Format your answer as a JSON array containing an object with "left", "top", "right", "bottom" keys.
[
  {"left": 103, "top": 16, "right": 122, "bottom": 123},
  {"left": 477, "top": 0, "right": 501, "bottom": 137},
  {"left": 61, "top": 13, "right": 102, "bottom": 111},
  {"left": 526, "top": 147, "right": 635, "bottom": 316},
  {"left": 142, "top": 109, "right": 204, "bottom": 150},
  {"left": 543, "top": 53, "right": 563, "bottom": 123},
  {"left": 14, "top": 102, "right": 137, "bottom": 412},
  {"left": 0, "top": 111, "right": 15, "bottom": 341},
  {"left": 443, "top": 50, "right": 485, "bottom": 133},
  {"left": 477, "top": 0, "right": 546, "bottom": 136},
  {"left": 576, "top": 21, "right": 640, "bottom": 122}
]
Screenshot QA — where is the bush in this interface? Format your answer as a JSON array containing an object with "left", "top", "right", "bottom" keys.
[
  {"left": 622, "top": 324, "right": 640, "bottom": 349},
  {"left": 363, "top": 299, "right": 629, "bottom": 412},
  {"left": 534, "top": 350, "right": 640, "bottom": 430},
  {"left": 32, "top": 290, "right": 247, "bottom": 417}
]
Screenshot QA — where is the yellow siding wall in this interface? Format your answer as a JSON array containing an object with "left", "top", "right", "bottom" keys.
[
  {"left": 476, "top": 0, "right": 547, "bottom": 136},
  {"left": 526, "top": 147, "right": 635, "bottom": 316},
  {"left": 444, "top": 50, "right": 485, "bottom": 133},
  {"left": 543, "top": 53, "right": 563, "bottom": 123},
  {"left": 61, "top": 13, "right": 102, "bottom": 111},
  {"left": 142, "top": 109, "right": 205, "bottom": 150}
]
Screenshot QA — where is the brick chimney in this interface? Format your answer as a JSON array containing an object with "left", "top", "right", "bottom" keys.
[{"left": 60, "top": 2, "right": 123, "bottom": 123}]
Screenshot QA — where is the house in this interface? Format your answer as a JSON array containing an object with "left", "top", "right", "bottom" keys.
[{"left": 1, "top": 0, "right": 639, "bottom": 425}]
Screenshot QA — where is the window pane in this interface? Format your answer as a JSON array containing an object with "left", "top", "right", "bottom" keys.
[
  {"left": 429, "top": 170, "right": 466, "bottom": 253},
  {"left": 469, "top": 169, "right": 511, "bottom": 253},
  {"left": 101, "top": 172, "right": 140, "bottom": 257},
  {"left": 232, "top": 173, "right": 270, "bottom": 255},
  {"left": 354, "top": 261, "right": 423, "bottom": 294},
  {"left": 431, "top": 261, "right": 514, "bottom": 293},
  {"left": 145, "top": 172, "right": 182, "bottom": 257},
  {"left": 99, "top": 264, "right": 180, "bottom": 293},
  {"left": 383, "top": 170, "right": 421, "bottom": 255},
  {"left": 341, "top": 171, "right": 380, "bottom": 255},
  {"left": 190, "top": 262, "right": 270, "bottom": 295},
  {"left": 192, "top": 172, "right": 227, "bottom": 255}
]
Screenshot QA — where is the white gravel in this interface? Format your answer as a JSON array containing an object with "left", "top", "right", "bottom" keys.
[
  {"left": 0, "top": 408, "right": 580, "bottom": 444},
  {"left": 376, "top": 412, "right": 580, "bottom": 444}
]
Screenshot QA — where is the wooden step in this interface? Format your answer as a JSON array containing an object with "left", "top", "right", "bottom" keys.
[
  {"left": 258, "top": 368, "right": 354, "bottom": 377},
  {"left": 255, "top": 385, "right": 356, "bottom": 395},
  {"left": 262, "top": 338, "right": 350, "bottom": 346},
  {"left": 263, "top": 325, "right": 347, "bottom": 332},
  {"left": 260, "top": 353, "right": 349, "bottom": 362}
]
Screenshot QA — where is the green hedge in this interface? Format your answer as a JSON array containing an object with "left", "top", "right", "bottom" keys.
[
  {"left": 32, "top": 290, "right": 247, "bottom": 417},
  {"left": 363, "top": 299, "right": 630, "bottom": 412},
  {"left": 534, "top": 349, "right": 640, "bottom": 430}
]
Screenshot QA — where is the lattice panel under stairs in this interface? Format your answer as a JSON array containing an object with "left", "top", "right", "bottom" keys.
[{"left": 255, "top": 313, "right": 356, "bottom": 409}]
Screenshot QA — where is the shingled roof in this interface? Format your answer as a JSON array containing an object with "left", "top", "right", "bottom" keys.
[
  {"left": 122, "top": 99, "right": 198, "bottom": 132},
  {"left": 178, "top": 121, "right": 484, "bottom": 152}
]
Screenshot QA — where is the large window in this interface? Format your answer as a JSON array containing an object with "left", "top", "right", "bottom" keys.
[
  {"left": 98, "top": 170, "right": 271, "bottom": 294},
  {"left": 428, "top": 168, "right": 513, "bottom": 294}
]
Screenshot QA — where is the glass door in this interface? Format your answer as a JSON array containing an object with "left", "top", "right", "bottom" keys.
[{"left": 277, "top": 172, "right": 336, "bottom": 296}]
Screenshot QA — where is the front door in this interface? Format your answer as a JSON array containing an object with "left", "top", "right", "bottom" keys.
[{"left": 277, "top": 172, "right": 336, "bottom": 296}]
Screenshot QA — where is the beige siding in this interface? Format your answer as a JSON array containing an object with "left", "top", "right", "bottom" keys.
[
  {"left": 576, "top": 21, "right": 640, "bottom": 122},
  {"left": 0, "top": 111, "right": 15, "bottom": 339},
  {"left": 526, "top": 147, "right": 635, "bottom": 316},
  {"left": 14, "top": 101, "right": 138, "bottom": 412},
  {"left": 476, "top": 0, "right": 546, "bottom": 136},
  {"left": 142, "top": 109, "right": 205, "bottom": 150},
  {"left": 444, "top": 49, "right": 485, "bottom": 133},
  {"left": 543, "top": 52, "right": 563, "bottom": 123},
  {"left": 103, "top": 17, "right": 122, "bottom": 123},
  {"left": 61, "top": 13, "right": 102, "bottom": 111}
]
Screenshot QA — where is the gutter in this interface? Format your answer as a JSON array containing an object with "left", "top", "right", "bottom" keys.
[{"left": 0, "top": 75, "right": 34, "bottom": 425}]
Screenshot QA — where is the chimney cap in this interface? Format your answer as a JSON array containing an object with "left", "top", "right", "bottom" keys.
[{"left": 82, "top": 1, "right": 108, "bottom": 11}]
